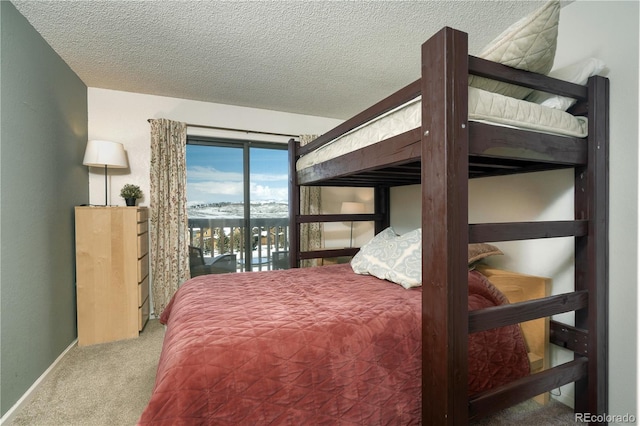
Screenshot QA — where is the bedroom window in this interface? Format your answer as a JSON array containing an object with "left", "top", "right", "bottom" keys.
[{"left": 186, "top": 137, "right": 289, "bottom": 273}]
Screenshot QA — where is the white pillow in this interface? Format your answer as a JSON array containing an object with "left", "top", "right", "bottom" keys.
[
  {"left": 468, "top": 0, "right": 561, "bottom": 100},
  {"left": 351, "top": 227, "right": 422, "bottom": 289},
  {"left": 526, "top": 57, "right": 606, "bottom": 111}
]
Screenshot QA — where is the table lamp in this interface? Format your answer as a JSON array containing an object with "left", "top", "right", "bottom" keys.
[{"left": 83, "top": 140, "right": 128, "bottom": 206}]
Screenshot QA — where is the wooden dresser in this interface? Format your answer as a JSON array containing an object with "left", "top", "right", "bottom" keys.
[{"left": 75, "top": 206, "right": 150, "bottom": 346}]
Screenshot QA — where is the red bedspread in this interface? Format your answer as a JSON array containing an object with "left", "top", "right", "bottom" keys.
[{"left": 138, "top": 264, "right": 528, "bottom": 425}]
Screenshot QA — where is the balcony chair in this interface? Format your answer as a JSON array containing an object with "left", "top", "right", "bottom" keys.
[
  {"left": 189, "top": 246, "right": 237, "bottom": 277},
  {"left": 271, "top": 251, "right": 289, "bottom": 270}
]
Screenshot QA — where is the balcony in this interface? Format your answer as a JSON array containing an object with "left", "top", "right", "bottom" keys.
[{"left": 188, "top": 218, "right": 289, "bottom": 273}]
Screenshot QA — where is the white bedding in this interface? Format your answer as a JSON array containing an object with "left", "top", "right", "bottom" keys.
[{"left": 296, "top": 87, "right": 588, "bottom": 171}]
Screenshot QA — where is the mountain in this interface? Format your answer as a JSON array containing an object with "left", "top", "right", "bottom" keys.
[{"left": 187, "top": 201, "right": 288, "bottom": 219}]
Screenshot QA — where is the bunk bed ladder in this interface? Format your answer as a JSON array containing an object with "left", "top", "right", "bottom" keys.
[{"left": 421, "top": 27, "right": 609, "bottom": 425}]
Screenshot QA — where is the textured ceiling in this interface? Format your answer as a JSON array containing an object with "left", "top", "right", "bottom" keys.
[{"left": 12, "top": 0, "right": 550, "bottom": 119}]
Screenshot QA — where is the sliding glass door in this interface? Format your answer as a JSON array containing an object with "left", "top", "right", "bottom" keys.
[{"left": 186, "top": 138, "right": 289, "bottom": 272}]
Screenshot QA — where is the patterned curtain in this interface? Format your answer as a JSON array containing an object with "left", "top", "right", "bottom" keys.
[
  {"left": 149, "top": 118, "right": 190, "bottom": 314},
  {"left": 299, "top": 134, "right": 322, "bottom": 267}
]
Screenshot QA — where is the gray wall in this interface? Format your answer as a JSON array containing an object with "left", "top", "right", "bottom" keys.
[{"left": 1, "top": 2, "right": 88, "bottom": 416}]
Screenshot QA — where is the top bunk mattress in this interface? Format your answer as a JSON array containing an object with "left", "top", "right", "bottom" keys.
[{"left": 296, "top": 87, "right": 588, "bottom": 171}]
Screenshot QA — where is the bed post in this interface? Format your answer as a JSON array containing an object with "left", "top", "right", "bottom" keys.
[
  {"left": 288, "top": 138, "right": 300, "bottom": 268},
  {"left": 573, "top": 75, "right": 609, "bottom": 418},
  {"left": 374, "top": 186, "right": 390, "bottom": 234},
  {"left": 421, "top": 27, "right": 469, "bottom": 424}
]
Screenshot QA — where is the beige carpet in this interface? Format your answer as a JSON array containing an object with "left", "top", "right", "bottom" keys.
[
  {"left": 8, "top": 320, "right": 164, "bottom": 426},
  {"left": 8, "top": 319, "right": 580, "bottom": 425}
]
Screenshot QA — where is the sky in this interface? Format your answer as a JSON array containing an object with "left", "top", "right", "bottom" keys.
[{"left": 186, "top": 144, "right": 289, "bottom": 205}]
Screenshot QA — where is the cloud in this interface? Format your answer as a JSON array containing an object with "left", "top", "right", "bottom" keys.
[
  {"left": 188, "top": 166, "right": 286, "bottom": 183},
  {"left": 250, "top": 183, "right": 288, "bottom": 201},
  {"left": 251, "top": 172, "right": 288, "bottom": 182},
  {"left": 190, "top": 181, "right": 243, "bottom": 196},
  {"left": 187, "top": 165, "right": 288, "bottom": 202},
  {"left": 188, "top": 166, "right": 242, "bottom": 183},
  {"left": 188, "top": 180, "right": 287, "bottom": 202}
]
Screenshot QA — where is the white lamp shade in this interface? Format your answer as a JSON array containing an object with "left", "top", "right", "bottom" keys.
[
  {"left": 340, "top": 202, "right": 365, "bottom": 214},
  {"left": 83, "top": 140, "right": 128, "bottom": 168}
]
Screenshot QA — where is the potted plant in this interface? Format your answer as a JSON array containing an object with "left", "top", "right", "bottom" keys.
[{"left": 120, "top": 184, "right": 143, "bottom": 206}]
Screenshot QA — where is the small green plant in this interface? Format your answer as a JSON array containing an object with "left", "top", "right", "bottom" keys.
[{"left": 120, "top": 184, "right": 143, "bottom": 200}]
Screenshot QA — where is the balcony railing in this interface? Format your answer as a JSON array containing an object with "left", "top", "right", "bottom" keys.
[{"left": 188, "top": 218, "right": 289, "bottom": 272}]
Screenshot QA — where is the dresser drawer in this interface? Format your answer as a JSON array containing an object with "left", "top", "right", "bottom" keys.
[
  {"left": 138, "top": 297, "right": 150, "bottom": 331},
  {"left": 138, "top": 254, "right": 149, "bottom": 282},
  {"left": 137, "top": 220, "right": 148, "bottom": 235},
  {"left": 138, "top": 275, "right": 149, "bottom": 306},
  {"left": 137, "top": 208, "right": 148, "bottom": 222},
  {"left": 137, "top": 233, "right": 149, "bottom": 258}
]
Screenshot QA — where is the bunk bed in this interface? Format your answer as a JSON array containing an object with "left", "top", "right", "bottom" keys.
[
  {"left": 138, "top": 3, "right": 608, "bottom": 424},
  {"left": 289, "top": 24, "right": 608, "bottom": 426}
]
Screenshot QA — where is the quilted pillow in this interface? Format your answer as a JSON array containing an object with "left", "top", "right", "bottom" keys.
[
  {"left": 468, "top": 243, "right": 503, "bottom": 269},
  {"left": 468, "top": 0, "right": 560, "bottom": 99},
  {"left": 351, "top": 227, "right": 422, "bottom": 289},
  {"left": 526, "top": 57, "right": 606, "bottom": 111}
]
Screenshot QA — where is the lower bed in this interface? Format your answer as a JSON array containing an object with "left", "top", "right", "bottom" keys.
[{"left": 138, "top": 264, "right": 531, "bottom": 425}]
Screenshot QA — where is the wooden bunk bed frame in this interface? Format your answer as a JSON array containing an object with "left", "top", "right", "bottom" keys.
[{"left": 288, "top": 27, "right": 608, "bottom": 424}]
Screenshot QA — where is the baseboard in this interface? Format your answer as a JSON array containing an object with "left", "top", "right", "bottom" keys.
[{"left": 0, "top": 338, "right": 77, "bottom": 425}]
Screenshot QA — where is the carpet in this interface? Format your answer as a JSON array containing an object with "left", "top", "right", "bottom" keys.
[{"left": 7, "top": 319, "right": 581, "bottom": 425}]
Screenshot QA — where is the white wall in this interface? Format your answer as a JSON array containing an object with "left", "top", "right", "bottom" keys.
[
  {"left": 88, "top": 88, "right": 373, "bottom": 255},
  {"left": 87, "top": 88, "right": 343, "bottom": 207},
  {"left": 322, "top": 187, "right": 375, "bottom": 249},
  {"left": 392, "top": 0, "right": 639, "bottom": 418}
]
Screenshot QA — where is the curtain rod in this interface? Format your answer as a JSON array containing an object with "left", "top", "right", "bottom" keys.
[{"left": 147, "top": 119, "right": 299, "bottom": 139}]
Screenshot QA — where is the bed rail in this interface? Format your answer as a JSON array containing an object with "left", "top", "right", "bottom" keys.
[
  {"left": 297, "top": 80, "right": 421, "bottom": 157},
  {"left": 468, "top": 55, "right": 588, "bottom": 101},
  {"left": 297, "top": 123, "right": 587, "bottom": 186},
  {"left": 469, "top": 358, "right": 589, "bottom": 419}
]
